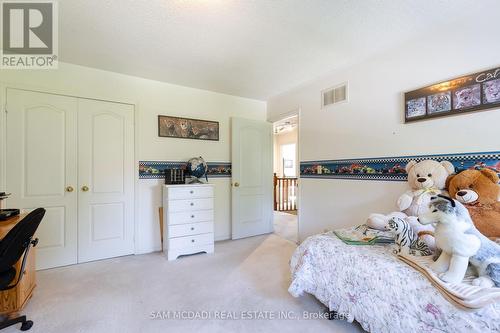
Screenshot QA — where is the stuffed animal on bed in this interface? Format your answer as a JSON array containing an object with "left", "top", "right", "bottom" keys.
[
  {"left": 446, "top": 168, "right": 500, "bottom": 239},
  {"left": 398, "top": 159, "right": 455, "bottom": 215},
  {"left": 419, "top": 195, "right": 500, "bottom": 287},
  {"left": 367, "top": 159, "right": 455, "bottom": 250},
  {"left": 386, "top": 217, "right": 433, "bottom": 256}
]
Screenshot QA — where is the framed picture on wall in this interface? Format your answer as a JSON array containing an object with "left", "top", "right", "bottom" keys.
[
  {"left": 158, "top": 115, "right": 219, "bottom": 141},
  {"left": 427, "top": 91, "right": 451, "bottom": 114},
  {"left": 452, "top": 84, "right": 481, "bottom": 110},
  {"left": 405, "top": 97, "right": 426, "bottom": 119},
  {"left": 404, "top": 66, "right": 500, "bottom": 122},
  {"left": 483, "top": 79, "right": 500, "bottom": 105}
]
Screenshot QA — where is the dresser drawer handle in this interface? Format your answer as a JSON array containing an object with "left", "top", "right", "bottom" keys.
[
  {"left": 190, "top": 202, "right": 194, "bottom": 206},
  {"left": 191, "top": 227, "right": 195, "bottom": 231},
  {"left": 191, "top": 239, "right": 195, "bottom": 243},
  {"left": 191, "top": 215, "right": 195, "bottom": 218},
  {"left": 190, "top": 190, "right": 194, "bottom": 194}
]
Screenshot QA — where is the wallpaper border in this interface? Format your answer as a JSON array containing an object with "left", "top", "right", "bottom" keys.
[
  {"left": 139, "top": 151, "right": 500, "bottom": 181},
  {"left": 300, "top": 151, "right": 500, "bottom": 181},
  {"left": 139, "top": 161, "right": 231, "bottom": 179}
]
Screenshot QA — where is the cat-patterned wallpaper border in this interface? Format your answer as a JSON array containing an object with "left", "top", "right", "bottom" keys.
[{"left": 300, "top": 151, "right": 500, "bottom": 181}]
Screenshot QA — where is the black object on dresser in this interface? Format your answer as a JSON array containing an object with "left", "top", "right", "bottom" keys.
[{"left": 0, "top": 193, "right": 19, "bottom": 221}]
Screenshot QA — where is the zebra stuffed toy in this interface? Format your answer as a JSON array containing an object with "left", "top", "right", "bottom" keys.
[{"left": 387, "top": 217, "right": 432, "bottom": 256}]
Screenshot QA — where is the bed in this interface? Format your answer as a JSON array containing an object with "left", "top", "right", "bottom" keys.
[{"left": 289, "top": 231, "right": 500, "bottom": 333}]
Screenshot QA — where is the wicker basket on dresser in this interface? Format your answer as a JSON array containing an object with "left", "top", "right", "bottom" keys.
[{"left": 162, "top": 184, "right": 214, "bottom": 260}]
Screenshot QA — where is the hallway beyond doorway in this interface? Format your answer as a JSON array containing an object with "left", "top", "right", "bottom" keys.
[
  {"left": 273, "top": 211, "right": 298, "bottom": 243},
  {"left": 272, "top": 114, "right": 299, "bottom": 244}
]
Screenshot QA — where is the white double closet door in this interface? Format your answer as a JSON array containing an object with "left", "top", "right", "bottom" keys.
[{"left": 6, "top": 89, "right": 135, "bottom": 270}]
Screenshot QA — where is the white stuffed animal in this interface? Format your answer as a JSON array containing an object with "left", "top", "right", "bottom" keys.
[
  {"left": 367, "top": 211, "right": 408, "bottom": 229},
  {"left": 418, "top": 196, "right": 497, "bottom": 286},
  {"left": 368, "top": 212, "right": 436, "bottom": 250},
  {"left": 366, "top": 159, "right": 455, "bottom": 250},
  {"left": 386, "top": 217, "right": 433, "bottom": 256}
]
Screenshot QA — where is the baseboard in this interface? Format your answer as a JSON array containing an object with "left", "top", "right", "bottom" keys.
[
  {"left": 215, "top": 234, "right": 230, "bottom": 242},
  {"left": 135, "top": 246, "right": 161, "bottom": 255}
]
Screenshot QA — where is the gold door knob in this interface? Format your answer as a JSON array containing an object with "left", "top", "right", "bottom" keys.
[
  {"left": 81, "top": 185, "right": 90, "bottom": 192},
  {"left": 65, "top": 186, "right": 74, "bottom": 192},
  {"left": 234, "top": 182, "right": 240, "bottom": 187}
]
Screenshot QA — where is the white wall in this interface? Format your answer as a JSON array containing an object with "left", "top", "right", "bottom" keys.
[
  {"left": 0, "top": 62, "right": 266, "bottom": 253},
  {"left": 267, "top": 17, "right": 500, "bottom": 240}
]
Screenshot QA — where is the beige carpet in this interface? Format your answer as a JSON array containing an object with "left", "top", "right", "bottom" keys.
[
  {"left": 5, "top": 234, "right": 363, "bottom": 333},
  {"left": 273, "top": 212, "right": 298, "bottom": 243}
]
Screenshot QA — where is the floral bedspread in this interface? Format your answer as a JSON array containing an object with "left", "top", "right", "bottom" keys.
[{"left": 289, "top": 232, "right": 500, "bottom": 333}]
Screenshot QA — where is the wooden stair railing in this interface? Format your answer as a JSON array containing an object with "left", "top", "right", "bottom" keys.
[{"left": 274, "top": 173, "right": 298, "bottom": 211}]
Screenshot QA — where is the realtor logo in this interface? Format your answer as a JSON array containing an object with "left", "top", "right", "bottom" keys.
[{"left": 1, "top": 0, "right": 58, "bottom": 69}]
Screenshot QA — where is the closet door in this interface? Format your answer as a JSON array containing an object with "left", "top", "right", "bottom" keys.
[
  {"left": 6, "top": 89, "right": 78, "bottom": 270},
  {"left": 77, "top": 99, "right": 135, "bottom": 262}
]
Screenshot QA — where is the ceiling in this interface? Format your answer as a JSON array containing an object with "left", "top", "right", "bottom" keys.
[
  {"left": 274, "top": 115, "right": 298, "bottom": 135},
  {"left": 59, "top": 0, "right": 497, "bottom": 100}
]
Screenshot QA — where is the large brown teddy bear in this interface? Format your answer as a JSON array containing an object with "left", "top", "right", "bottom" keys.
[{"left": 447, "top": 168, "right": 500, "bottom": 239}]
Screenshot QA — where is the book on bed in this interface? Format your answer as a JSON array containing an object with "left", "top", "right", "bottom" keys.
[{"left": 333, "top": 224, "right": 394, "bottom": 245}]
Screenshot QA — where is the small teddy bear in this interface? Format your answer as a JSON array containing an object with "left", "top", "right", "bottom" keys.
[{"left": 447, "top": 168, "right": 500, "bottom": 239}]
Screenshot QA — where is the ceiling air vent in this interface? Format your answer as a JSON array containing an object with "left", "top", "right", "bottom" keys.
[{"left": 321, "top": 82, "right": 348, "bottom": 109}]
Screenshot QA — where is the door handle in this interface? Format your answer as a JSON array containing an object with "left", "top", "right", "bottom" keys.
[
  {"left": 81, "top": 185, "right": 90, "bottom": 192},
  {"left": 65, "top": 186, "right": 74, "bottom": 192},
  {"left": 234, "top": 182, "right": 240, "bottom": 187}
]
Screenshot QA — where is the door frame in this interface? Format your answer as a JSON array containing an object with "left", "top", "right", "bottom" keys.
[
  {"left": 0, "top": 82, "right": 140, "bottom": 255},
  {"left": 268, "top": 108, "right": 301, "bottom": 243}
]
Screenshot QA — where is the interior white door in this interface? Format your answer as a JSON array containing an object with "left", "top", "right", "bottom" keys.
[
  {"left": 231, "top": 117, "right": 273, "bottom": 239},
  {"left": 77, "top": 99, "right": 135, "bottom": 262},
  {"left": 6, "top": 89, "right": 78, "bottom": 270}
]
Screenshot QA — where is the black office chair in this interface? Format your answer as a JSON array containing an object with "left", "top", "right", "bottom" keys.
[{"left": 0, "top": 208, "right": 45, "bottom": 331}]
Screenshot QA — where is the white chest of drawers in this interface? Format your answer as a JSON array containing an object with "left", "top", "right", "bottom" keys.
[{"left": 162, "top": 184, "right": 214, "bottom": 260}]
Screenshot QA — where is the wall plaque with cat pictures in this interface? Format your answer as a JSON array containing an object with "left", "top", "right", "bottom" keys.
[
  {"left": 158, "top": 115, "right": 219, "bottom": 141},
  {"left": 404, "top": 66, "right": 500, "bottom": 123}
]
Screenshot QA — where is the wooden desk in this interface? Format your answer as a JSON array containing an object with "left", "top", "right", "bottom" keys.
[{"left": 0, "top": 214, "right": 36, "bottom": 314}]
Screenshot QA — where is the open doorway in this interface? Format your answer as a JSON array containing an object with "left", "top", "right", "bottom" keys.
[{"left": 272, "top": 115, "right": 298, "bottom": 243}]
